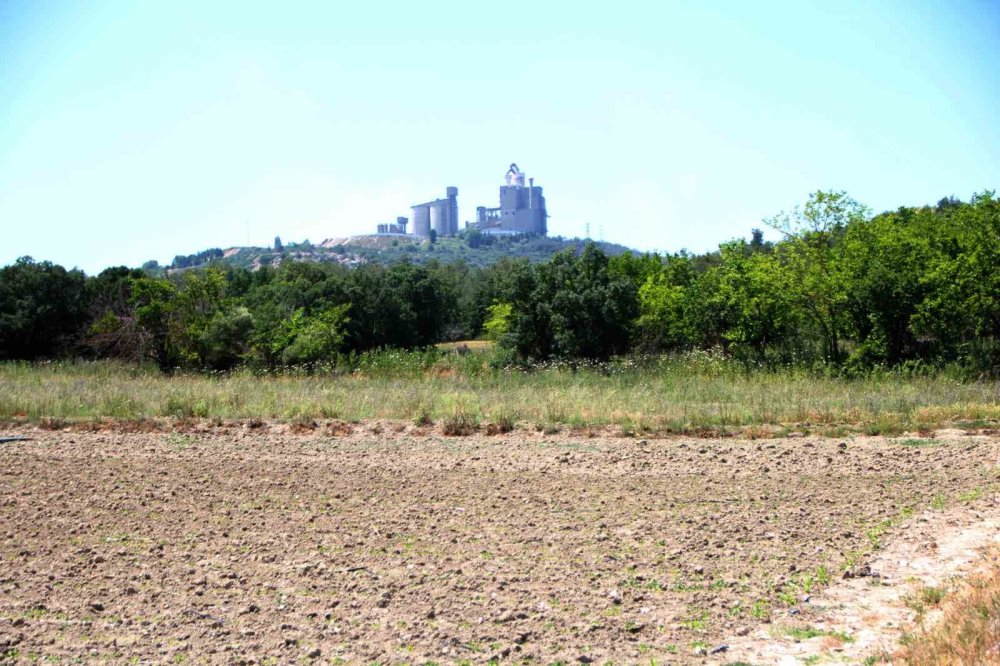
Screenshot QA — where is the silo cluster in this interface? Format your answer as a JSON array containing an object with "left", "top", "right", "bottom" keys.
[
  {"left": 408, "top": 187, "right": 459, "bottom": 238},
  {"left": 372, "top": 163, "right": 547, "bottom": 239}
]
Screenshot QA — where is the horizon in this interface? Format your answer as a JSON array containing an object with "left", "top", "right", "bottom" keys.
[{"left": 2, "top": 1, "right": 998, "bottom": 274}]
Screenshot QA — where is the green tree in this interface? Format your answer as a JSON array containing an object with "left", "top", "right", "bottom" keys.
[
  {"left": 767, "top": 191, "right": 869, "bottom": 363},
  {"left": 130, "top": 276, "right": 178, "bottom": 369},
  {"left": 911, "top": 192, "right": 999, "bottom": 369},
  {"left": 0, "top": 257, "right": 88, "bottom": 360},
  {"left": 503, "top": 243, "right": 637, "bottom": 361},
  {"left": 272, "top": 304, "right": 350, "bottom": 365},
  {"left": 483, "top": 302, "right": 512, "bottom": 341}
]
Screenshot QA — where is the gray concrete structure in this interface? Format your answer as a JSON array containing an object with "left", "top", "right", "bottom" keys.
[
  {"left": 473, "top": 164, "right": 547, "bottom": 236},
  {"left": 376, "top": 217, "right": 409, "bottom": 235},
  {"left": 372, "top": 165, "right": 547, "bottom": 238},
  {"left": 409, "top": 187, "right": 459, "bottom": 238}
]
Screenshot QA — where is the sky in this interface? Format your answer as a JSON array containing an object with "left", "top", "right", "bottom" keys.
[{"left": 1, "top": 1, "right": 998, "bottom": 274}]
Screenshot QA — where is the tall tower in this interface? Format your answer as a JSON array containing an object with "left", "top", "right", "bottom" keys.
[
  {"left": 446, "top": 187, "right": 459, "bottom": 236},
  {"left": 498, "top": 163, "right": 547, "bottom": 235}
]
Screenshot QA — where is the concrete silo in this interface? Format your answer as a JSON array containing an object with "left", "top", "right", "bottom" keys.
[{"left": 411, "top": 205, "right": 431, "bottom": 238}]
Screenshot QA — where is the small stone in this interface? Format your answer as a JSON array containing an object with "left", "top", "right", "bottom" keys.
[
  {"left": 608, "top": 589, "right": 622, "bottom": 605},
  {"left": 735, "top": 626, "right": 750, "bottom": 636},
  {"left": 305, "top": 648, "right": 321, "bottom": 658},
  {"left": 709, "top": 644, "right": 729, "bottom": 654},
  {"left": 88, "top": 601, "right": 104, "bottom": 612}
]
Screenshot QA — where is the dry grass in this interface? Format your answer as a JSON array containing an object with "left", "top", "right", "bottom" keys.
[
  {"left": 0, "top": 358, "right": 997, "bottom": 434},
  {"left": 895, "top": 550, "right": 1000, "bottom": 665}
]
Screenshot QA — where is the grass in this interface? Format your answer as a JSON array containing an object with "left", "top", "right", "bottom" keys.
[
  {"left": 894, "top": 550, "right": 1000, "bottom": 665},
  {"left": 0, "top": 353, "right": 997, "bottom": 433},
  {"left": 779, "top": 625, "right": 854, "bottom": 643}
]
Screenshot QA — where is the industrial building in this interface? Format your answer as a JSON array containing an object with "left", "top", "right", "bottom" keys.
[
  {"left": 472, "top": 163, "right": 547, "bottom": 236},
  {"left": 410, "top": 187, "right": 459, "bottom": 238},
  {"left": 374, "top": 164, "right": 547, "bottom": 238},
  {"left": 375, "top": 217, "right": 409, "bottom": 235}
]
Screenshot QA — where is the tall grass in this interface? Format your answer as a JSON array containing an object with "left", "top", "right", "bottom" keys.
[
  {"left": 893, "top": 551, "right": 1000, "bottom": 665},
  {"left": 0, "top": 351, "right": 997, "bottom": 433}
]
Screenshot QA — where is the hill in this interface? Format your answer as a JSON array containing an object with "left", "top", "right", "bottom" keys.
[{"left": 156, "top": 233, "right": 637, "bottom": 273}]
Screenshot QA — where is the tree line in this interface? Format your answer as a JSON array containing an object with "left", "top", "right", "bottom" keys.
[{"left": 1, "top": 191, "right": 996, "bottom": 375}]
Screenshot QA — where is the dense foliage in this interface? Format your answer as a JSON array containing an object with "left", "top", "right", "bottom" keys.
[{"left": 1, "top": 191, "right": 997, "bottom": 375}]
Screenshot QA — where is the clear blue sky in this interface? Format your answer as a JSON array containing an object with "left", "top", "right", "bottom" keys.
[{"left": 2, "top": 1, "right": 998, "bottom": 274}]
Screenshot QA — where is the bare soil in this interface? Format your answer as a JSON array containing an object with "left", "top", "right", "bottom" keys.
[{"left": 1, "top": 422, "right": 998, "bottom": 664}]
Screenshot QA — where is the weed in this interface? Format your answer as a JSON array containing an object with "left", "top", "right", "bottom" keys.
[
  {"left": 750, "top": 599, "right": 771, "bottom": 621},
  {"left": 485, "top": 410, "right": 517, "bottom": 434},
  {"left": 959, "top": 487, "right": 983, "bottom": 503},
  {"left": 680, "top": 610, "right": 708, "bottom": 632},
  {"left": 4, "top": 357, "right": 997, "bottom": 432},
  {"left": 921, "top": 585, "right": 946, "bottom": 606},
  {"left": 780, "top": 625, "right": 853, "bottom": 643},
  {"left": 898, "top": 438, "right": 937, "bottom": 447},
  {"left": 442, "top": 410, "right": 478, "bottom": 436}
]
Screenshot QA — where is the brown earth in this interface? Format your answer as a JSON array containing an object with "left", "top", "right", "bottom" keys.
[{"left": 1, "top": 422, "right": 998, "bottom": 665}]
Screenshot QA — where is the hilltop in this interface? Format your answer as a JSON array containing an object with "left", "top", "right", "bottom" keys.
[{"left": 155, "top": 232, "right": 637, "bottom": 273}]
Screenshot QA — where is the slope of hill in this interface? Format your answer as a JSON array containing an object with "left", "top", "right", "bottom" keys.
[{"left": 159, "top": 233, "right": 637, "bottom": 273}]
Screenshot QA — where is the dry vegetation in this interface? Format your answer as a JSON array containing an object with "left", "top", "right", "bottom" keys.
[
  {"left": 894, "top": 550, "right": 1000, "bottom": 665},
  {"left": 1, "top": 358, "right": 997, "bottom": 436}
]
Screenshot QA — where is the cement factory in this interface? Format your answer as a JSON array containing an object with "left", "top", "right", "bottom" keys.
[{"left": 375, "top": 163, "right": 548, "bottom": 238}]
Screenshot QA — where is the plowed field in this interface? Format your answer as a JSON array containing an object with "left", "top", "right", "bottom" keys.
[{"left": 1, "top": 423, "right": 997, "bottom": 664}]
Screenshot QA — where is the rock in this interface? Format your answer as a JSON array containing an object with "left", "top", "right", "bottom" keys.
[
  {"left": 608, "top": 589, "right": 622, "bottom": 605},
  {"left": 305, "top": 647, "right": 321, "bottom": 658},
  {"left": 692, "top": 646, "right": 707, "bottom": 656},
  {"left": 709, "top": 644, "right": 728, "bottom": 654},
  {"left": 843, "top": 564, "right": 873, "bottom": 579},
  {"left": 578, "top": 656, "right": 593, "bottom": 664},
  {"left": 88, "top": 601, "right": 104, "bottom": 612},
  {"left": 735, "top": 626, "right": 750, "bottom": 636}
]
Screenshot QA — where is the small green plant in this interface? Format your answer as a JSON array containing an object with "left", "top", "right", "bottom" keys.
[
  {"left": 959, "top": 487, "right": 983, "bottom": 503},
  {"left": 780, "top": 625, "right": 854, "bottom": 643},
  {"left": 680, "top": 610, "right": 708, "bottom": 632},
  {"left": 750, "top": 599, "right": 771, "bottom": 621},
  {"left": 898, "top": 438, "right": 936, "bottom": 447},
  {"left": 921, "top": 585, "right": 946, "bottom": 606}
]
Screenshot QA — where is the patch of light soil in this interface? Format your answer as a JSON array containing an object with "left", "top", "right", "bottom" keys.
[{"left": 720, "top": 495, "right": 1000, "bottom": 665}]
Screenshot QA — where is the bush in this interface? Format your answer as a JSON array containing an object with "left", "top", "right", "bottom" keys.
[{"left": 442, "top": 410, "right": 478, "bottom": 436}]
